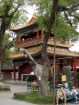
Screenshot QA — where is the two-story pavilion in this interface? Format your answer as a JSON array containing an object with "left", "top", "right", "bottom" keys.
[{"left": 8, "top": 16, "right": 79, "bottom": 86}]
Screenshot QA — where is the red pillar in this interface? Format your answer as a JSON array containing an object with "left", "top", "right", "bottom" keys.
[
  {"left": 18, "top": 71, "right": 21, "bottom": 80},
  {"left": 14, "top": 69, "right": 16, "bottom": 80}
]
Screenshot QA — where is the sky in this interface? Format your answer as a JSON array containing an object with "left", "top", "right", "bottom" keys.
[
  {"left": 69, "top": 24, "right": 79, "bottom": 52},
  {"left": 23, "top": 5, "right": 36, "bottom": 20},
  {"left": 69, "top": 41, "right": 79, "bottom": 52}
]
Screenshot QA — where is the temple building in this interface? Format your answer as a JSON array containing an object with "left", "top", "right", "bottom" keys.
[{"left": 5, "top": 16, "right": 79, "bottom": 86}]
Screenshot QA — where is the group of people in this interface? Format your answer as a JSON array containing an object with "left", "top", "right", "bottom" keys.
[{"left": 56, "top": 84, "right": 79, "bottom": 105}]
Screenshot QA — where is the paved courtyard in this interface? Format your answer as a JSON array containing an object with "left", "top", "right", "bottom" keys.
[
  {"left": 0, "top": 81, "right": 36, "bottom": 105},
  {"left": 0, "top": 91, "right": 36, "bottom": 105}
]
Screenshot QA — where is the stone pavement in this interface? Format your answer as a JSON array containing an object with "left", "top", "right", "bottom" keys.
[
  {"left": 0, "top": 91, "right": 36, "bottom": 105},
  {"left": 0, "top": 81, "right": 35, "bottom": 105}
]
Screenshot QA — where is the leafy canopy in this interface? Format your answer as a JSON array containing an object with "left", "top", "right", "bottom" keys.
[{"left": 31, "top": 0, "right": 79, "bottom": 40}]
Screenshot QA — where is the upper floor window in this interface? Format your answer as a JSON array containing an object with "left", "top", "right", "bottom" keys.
[{"left": 21, "top": 32, "right": 37, "bottom": 41}]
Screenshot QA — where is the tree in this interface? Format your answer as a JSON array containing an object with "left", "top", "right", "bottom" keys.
[
  {"left": 0, "top": 31, "right": 16, "bottom": 80},
  {"left": 0, "top": 0, "right": 27, "bottom": 77},
  {"left": 0, "top": 0, "right": 26, "bottom": 60},
  {"left": 28, "top": 0, "right": 79, "bottom": 98},
  {"left": 64, "top": 66, "right": 73, "bottom": 89},
  {"left": 0, "top": 33, "right": 14, "bottom": 68},
  {"left": 0, "top": 1, "right": 37, "bottom": 80}
]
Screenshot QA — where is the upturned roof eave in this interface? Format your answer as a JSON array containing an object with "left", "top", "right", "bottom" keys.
[{"left": 9, "top": 46, "right": 79, "bottom": 60}]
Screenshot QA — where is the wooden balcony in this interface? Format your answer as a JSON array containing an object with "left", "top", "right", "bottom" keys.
[
  {"left": 16, "top": 36, "right": 71, "bottom": 48},
  {"left": 16, "top": 38, "right": 43, "bottom": 48}
]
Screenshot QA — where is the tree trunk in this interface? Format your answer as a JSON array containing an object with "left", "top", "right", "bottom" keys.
[
  {"left": 0, "top": 48, "right": 4, "bottom": 79},
  {"left": 39, "top": 0, "right": 59, "bottom": 97},
  {"left": 0, "top": 62, "right": 3, "bottom": 80},
  {"left": 0, "top": 18, "right": 6, "bottom": 44},
  {"left": 0, "top": 18, "right": 6, "bottom": 76},
  {"left": 35, "top": 64, "right": 49, "bottom": 96},
  {"left": 53, "top": 36, "right": 56, "bottom": 105},
  {"left": 38, "top": 78, "right": 49, "bottom": 96},
  {"left": 21, "top": 48, "right": 50, "bottom": 96},
  {"left": 40, "top": 33, "right": 50, "bottom": 96}
]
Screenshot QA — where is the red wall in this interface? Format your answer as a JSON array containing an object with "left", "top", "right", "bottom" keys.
[
  {"left": 19, "top": 63, "right": 32, "bottom": 74},
  {"left": 72, "top": 58, "right": 79, "bottom": 70}
]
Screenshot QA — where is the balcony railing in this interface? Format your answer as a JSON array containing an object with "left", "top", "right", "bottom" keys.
[
  {"left": 16, "top": 36, "right": 71, "bottom": 48},
  {"left": 16, "top": 38, "right": 43, "bottom": 48}
]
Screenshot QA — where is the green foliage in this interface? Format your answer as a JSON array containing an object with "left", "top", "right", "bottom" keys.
[
  {"left": 2, "top": 33, "right": 11, "bottom": 46},
  {"left": 76, "top": 72, "right": 79, "bottom": 86},
  {"left": 64, "top": 66, "right": 73, "bottom": 89},
  {"left": 14, "top": 91, "right": 53, "bottom": 104},
  {"left": 0, "top": 0, "right": 25, "bottom": 29},
  {"left": 54, "top": 16, "right": 78, "bottom": 40},
  {"left": 11, "top": 11, "right": 20, "bottom": 24},
  {"left": 65, "top": 67, "right": 72, "bottom": 81},
  {"left": 2, "top": 33, "right": 14, "bottom": 61},
  {"left": 0, "top": 0, "right": 27, "bottom": 63},
  {"left": 32, "top": 0, "right": 52, "bottom": 17},
  {"left": 37, "top": 16, "right": 49, "bottom": 31},
  {"left": 0, "top": 0, "right": 24, "bottom": 16},
  {"left": 11, "top": 11, "right": 28, "bottom": 26},
  {"left": 32, "top": 0, "right": 79, "bottom": 40},
  {"left": 59, "top": 0, "right": 79, "bottom": 6},
  {"left": 77, "top": 72, "right": 79, "bottom": 81},
  {"left": 0, "top": 0, "right": 12, "bottom": 16}
]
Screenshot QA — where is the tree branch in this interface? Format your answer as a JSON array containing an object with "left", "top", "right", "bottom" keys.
[
  {"left": 20, "top": 48, "right": 37, "bottom": 65},
  {"left": 9, "top": 4, "right": 21, "bottom": 17},
  {"left": 5, "top": 4, "right": 21, "bottom": 29},
  {"left": 64, "top": 11, "right": 73, "bottom": 27},
  {"left": 57, "top": 2, "right": 79, "bottom": 13},
  {"left": 69, "top": 2, "right": 79, "bottom": 12}
]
